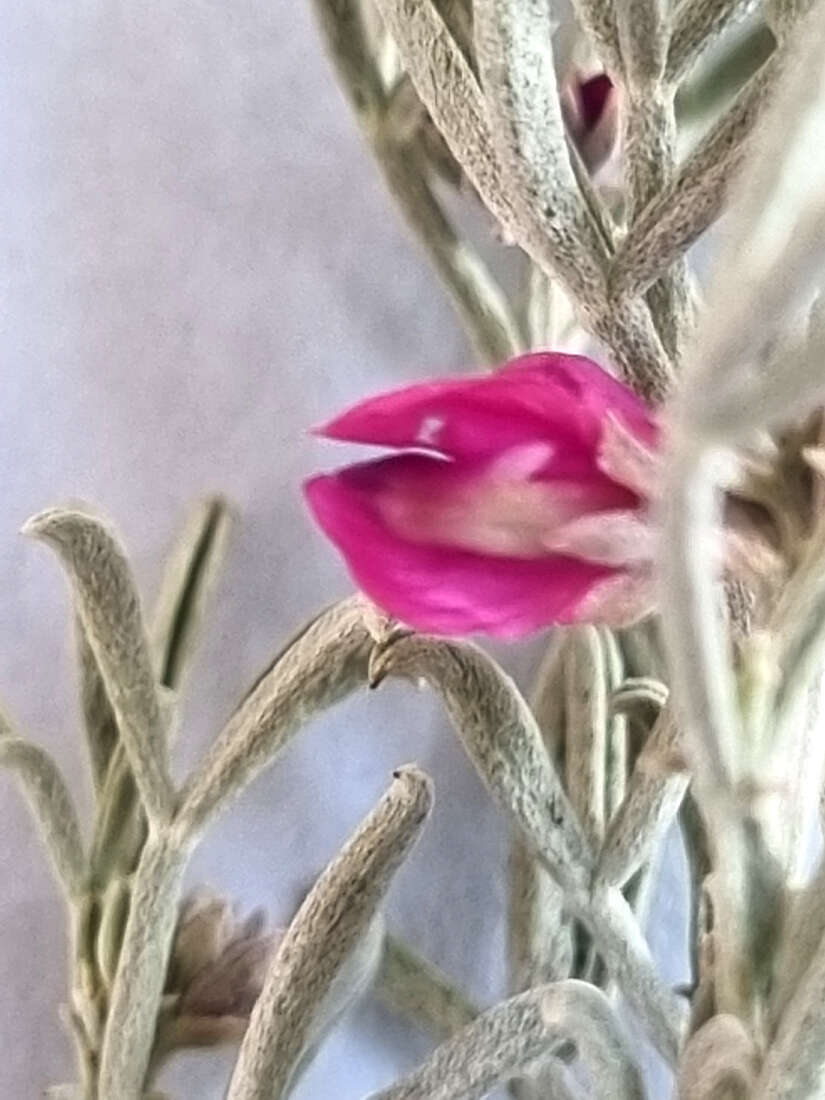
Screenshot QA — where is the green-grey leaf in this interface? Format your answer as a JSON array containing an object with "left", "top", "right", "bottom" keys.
[
  {"left": 151, "top": 495, "right": 232, "bottom": 692},
  {"left": 375, "top": 934, "right": 479, "bottom": 1042},
  {"left": 175, "top": 596, "right": 374, "bottom": 840},
  {"left": 366, "top": 985, "right": 577, "bottom": 1100},
  {"left": 97, "top": 832, "right": 187, "bottom": 1098},
  {"left": 24, "top": 508, "right": 174, "bottom": 825},
  {"left": 227, "top": 766, "right": 433, "bottom": 1100},
  {"left": 370, "top": 634, "right": 591, "bottom": 892},
  {"left": 0, "top": 734, "right": 86, "bottom": 899}
]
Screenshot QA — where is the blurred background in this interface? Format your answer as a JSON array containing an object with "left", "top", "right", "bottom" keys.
[{"left": 0, "top": 4, "right": 684, "bottom": 1095}]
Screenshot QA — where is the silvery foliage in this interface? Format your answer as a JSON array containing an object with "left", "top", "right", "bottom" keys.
[{"left": 9, "top": 0, "right": 825, "bottom": 1097}]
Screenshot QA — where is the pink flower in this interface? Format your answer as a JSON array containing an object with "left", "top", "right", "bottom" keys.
[
  {"left": 560, "top": 71, "right": 619, "bottom": 175},
  {"left": 304, "top": 353, "right": 659, "bottom": 639}
]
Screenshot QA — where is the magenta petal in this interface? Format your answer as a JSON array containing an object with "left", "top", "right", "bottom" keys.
[
  {"left": 304, "top": 463, "right": 618, "bottom": 639},
  {"left": 499, "top": 354, "right": 658, "bottom": 447},
  {"left": 316, "top": 353, "right": 657, "bottom": 464},
  {"left": 578, "top": 74, "right": 613, "bottom": 132},
  {"left": 316, "top": 376, "right": 556, "bottom": 461}
]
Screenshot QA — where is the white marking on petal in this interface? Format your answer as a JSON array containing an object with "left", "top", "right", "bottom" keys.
[
  {"left": 544, "top": 510, "right": 656, "bottom": 566},
  {"left": 381, "top": 478, "right": 569, "bottom": 556},
  {"left": 488, "top": 441, "right": 555, "bottom": 479},
  {"left": 416, "top": 416, "right": 445, "bottom": 446},
  {"left": 597, "top": 414, "right": 661, "bottom": 499},
  {"left": 380, "top": 439, "right": 638, "bottom": 560},
  {"left": 380, "top": 457, "right": 617, "bottom": 559}
]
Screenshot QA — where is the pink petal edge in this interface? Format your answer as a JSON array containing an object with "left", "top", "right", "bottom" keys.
[{"left": 315, "top": 353, "right": 657, "bottom": 462}]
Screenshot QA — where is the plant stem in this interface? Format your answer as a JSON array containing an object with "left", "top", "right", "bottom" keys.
[
  {"left": 675, "top": 22, "right": 775, "bottom": 129},
  {"left": 375, "top": 935, "right": 479, "bottom": 1041},
  {"left": 97, "top": 831, "right": 188, "bottom": 1098},
  {"left": 376, "top": 136, "right": 524, "bottom": 363},
  {"left": 312, "top": 0, "right": 522, "bottom": 365}
]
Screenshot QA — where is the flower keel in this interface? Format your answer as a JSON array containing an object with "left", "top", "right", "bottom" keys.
[{"left": 305, "top": 353, "right": 659, "bottom": 638}]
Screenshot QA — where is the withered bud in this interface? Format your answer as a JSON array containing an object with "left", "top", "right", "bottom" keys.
[
  {"left": 165, "top": 889, "right": 235, "bottom": 991},
  {"left": 155, "top": 888, "right": 279, "bottom": 1060},
  {"left": 723, "top": 495, "right": 786, "bottom": 596}
]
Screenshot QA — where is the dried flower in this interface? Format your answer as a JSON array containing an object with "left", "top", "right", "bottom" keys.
[
  {"left": 304, "top": 353, "right": 659, "bottom": 638},
  {"left": 154, "top": 889, "right": 279, "bottom": 1059},
  {"left": 560, "top": 70, "right": 619, "bottom": 174}
]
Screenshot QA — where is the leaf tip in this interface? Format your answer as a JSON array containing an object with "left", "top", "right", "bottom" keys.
[
  {"left": 22, "top": 504, "right": 103, "bottom": 540},
  {"left": 391, "top": 763, "right": 434, "bottom": 818},
  {"left": 21, "top": 506, "right": 73, "bottom": 543}
]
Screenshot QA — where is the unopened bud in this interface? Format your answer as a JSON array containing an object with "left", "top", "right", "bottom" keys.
[{"left": 560, "top": 71, "right": 619, "bottom": 174}]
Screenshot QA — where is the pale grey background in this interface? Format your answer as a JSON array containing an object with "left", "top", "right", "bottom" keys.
[{"left": 0, "top": 4, "right": 684, "bottom": 1096}]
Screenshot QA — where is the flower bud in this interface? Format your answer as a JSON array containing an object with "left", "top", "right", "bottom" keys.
[{"left": 560, "top": 70, "right": 619, "bottom": 174}]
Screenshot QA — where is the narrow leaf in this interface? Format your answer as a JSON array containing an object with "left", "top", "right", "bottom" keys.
[
  {"left": 371, "top": 0, "right": 519, "bottom": 238},
  {"left": 76, "top": 618, "right": 119, "bottom": 793},
  {"left": 564, "top": 627, "right": 608, "bottom": 846},
  {"left": 290, "top": 914, "right": 386, "bottom": 1088},
  {"left": 151, "top": 495, "right": 232, "bottom": 692},
  {"left": 430, "top": 0, "right": 475, "bottom": 72},
  {"left": 0, "top": 734, "right": 86, "bottom": 899},
  {"left": 175, "top": 596, "right": 373, "bottom": 840},
  {"left": 541, "top": 980, "right": 645, "bottom": 1099},
  {"left": 376, "top": 935, "right": 479, "bottom": 1042},
  {"left": 600, "top": 628, "right": 628, "bottom": 822},
  {"left": 24, "top": 508, "right": 174, "bottom": 825},
  {"left": 312, "top": 0, "right": 522, "bottom": 364},
  {"left": 610, "top": 54, "right": 778, "bottom": 300},
  {"left": 658, "top": 444, "right": 759, "bottom": 1022},
  {"left": 95, "top": 875, "right": 131, "bottom": 989},
  {"left": 472, "top": 0, "right": 672, "bottom": 399},
  {"left": 226, "top": 766, "right": 433, "bottom": 1100},
  {"left": 90, "top": 750, "right": 149, "bottom": 882},
  {"left": 90, "top": 497, "right": 230, "bottom": 880},
  {"left": 616, "top": 0, "right": 668, "bottom": 88},
  {"left": 677, "top": 8, "right": 825, "bottom": 438},
  {"left": 473, "top": 0, "right": 603, "bottom": 278},
  {"left": 98, "top": 831, "right": 188, "bottom": 1098},
  {"left": 508, "top": 837, "right": 571, "bottom": 994},
  {"left": 366, "top": 986, "right": 572, "bottom": 1100},
  {"left": 588, "top": 882, "right": 684, "bottom": 1061},
  {"left": 370, "top": 635, "right": 591, "bottom": 893},
  {"left": 596, "top": 708, "right": 689, "bottom": 888},
  {"left": 370, "top": 635, "right": 682, "bottom": 1061},
  {"left": 529, "top": 632, "right": 566, "bottom": 766},
  {"left": 568, "top": 0, "right": 622, "bottom": 75},
  {"left": 758, "top": 917, "right": 825, "bottom": 1098},
  {"left": 379, "top": 140, "right": 523, "bottom": 364},
  {"left": 311, "top": 0, "right": 386, "bottom": 116},
  {"left": 678, "top": 1013, "right": 757, "bottom": 1099},
  {"left": 509, "top": 633, "right": 574, "bottom": 1020},
  {"left": 667, "top": 0, "right": 762, "bottom": 85},
  {"left": 374, "top": 0, "right": 671, "bottom": 399}
]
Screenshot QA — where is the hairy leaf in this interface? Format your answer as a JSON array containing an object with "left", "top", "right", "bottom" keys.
[{"left": 227, "top": 767, "right": 433, "bottom": 1100}]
